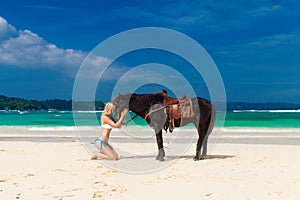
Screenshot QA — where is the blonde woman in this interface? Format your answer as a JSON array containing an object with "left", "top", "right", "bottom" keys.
[{"left": 91, "top": 102, "right": 128, "bottom": 160}]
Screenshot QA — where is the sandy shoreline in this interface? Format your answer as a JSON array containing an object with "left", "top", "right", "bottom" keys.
[{"left": 1, "top": 126, "right": 300, "bottom": 199}]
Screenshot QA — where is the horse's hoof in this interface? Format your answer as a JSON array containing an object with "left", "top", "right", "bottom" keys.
[
  {"left": 156, "top": 148, "right": 165, "bottom": 161},
  {"left": 193, "top": 156, "right": 199, "bottom": 161},
  {"left": 193, "top": 155, "right": 205, "bottom": 161},
  {"left": 156, "top": 156, "right": 165, "bottom": 161}
]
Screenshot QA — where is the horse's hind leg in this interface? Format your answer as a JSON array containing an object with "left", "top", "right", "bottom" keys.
[
  {"left": 202, "top": 134, "right": 208, "bottom": 156},
  {"left": 194, "top": 125, "right": 206, "bottom": 161},
  {"left": 155, "top": 130, "right": 165, "bottom": 161}
]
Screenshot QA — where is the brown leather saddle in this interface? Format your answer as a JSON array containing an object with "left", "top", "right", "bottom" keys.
[{"left": 161, "top": 90, "right": 194, "bottom": 132}]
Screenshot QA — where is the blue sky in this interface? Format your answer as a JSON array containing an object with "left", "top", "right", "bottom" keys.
[{"left": 0, "top": 0, "right": 300, "bottom": 103}]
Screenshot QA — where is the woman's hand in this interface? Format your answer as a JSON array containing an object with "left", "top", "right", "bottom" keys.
[{"left": 121, "top": 108, "right": 129, "bottom": 117}]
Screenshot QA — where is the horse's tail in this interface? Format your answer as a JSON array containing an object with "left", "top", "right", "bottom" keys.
[{"left": 207, "top": 104, "right": 216, "bottom": 136}]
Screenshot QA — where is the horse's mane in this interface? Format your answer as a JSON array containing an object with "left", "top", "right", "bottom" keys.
[
  {"left": 130, "top": 92, "right": 164, "bottom": 106},
  {"left": 113, "top": 92, "right": 164, "bottom": 114},
  {"left": 128, "top": 93, "right": 164, "bottom": 117}
]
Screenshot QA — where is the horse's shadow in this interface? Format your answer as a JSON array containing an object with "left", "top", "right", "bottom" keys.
[
  {"left": 120, "top": 154, "right": 234, "bottom": 161},
  {"left": 177, "top": 154, "right": 235, "bottom": 160},
  {"left": 166, "top": 155, "right": 235, "bottom": 160}
]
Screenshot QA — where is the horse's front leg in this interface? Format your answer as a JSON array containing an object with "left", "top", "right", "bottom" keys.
[{"left": 155, "top": 130, "right": 165, "bottom": 161}]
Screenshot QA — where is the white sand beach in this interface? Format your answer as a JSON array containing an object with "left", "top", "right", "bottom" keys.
[{"left": 1, "top": 126, "right": 300, "bottom": 200}]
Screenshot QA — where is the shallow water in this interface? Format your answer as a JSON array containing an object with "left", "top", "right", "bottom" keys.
[{"left": 1, "top": 110, "right": 300, "bottom": 128}]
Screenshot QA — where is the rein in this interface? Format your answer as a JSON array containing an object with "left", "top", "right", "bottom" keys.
[
  {"left": 144, "top": 105, "right": 166, "bottom": 120},
  {"left": 122, "top": 105, "right": 165, "bottom": 125},
  {"left": 122, "top": 114, "right": 139, "bottom": 126}
]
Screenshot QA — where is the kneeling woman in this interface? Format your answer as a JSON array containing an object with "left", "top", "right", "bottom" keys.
[{"left": 91, "top": 102, "right": 128, "bottom": 160}]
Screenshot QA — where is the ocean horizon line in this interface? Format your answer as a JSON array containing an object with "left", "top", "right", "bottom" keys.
[{"left": 2, "top": 94, "right": 300, "bottom": 109}]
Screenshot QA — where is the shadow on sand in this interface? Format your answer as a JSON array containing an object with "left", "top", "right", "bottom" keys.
[
  {"left": 120, "top": 154, "right": 234, "bottom": 161},
  {"left": 178, "top": 154, "right": 235, "bottom": 160}
]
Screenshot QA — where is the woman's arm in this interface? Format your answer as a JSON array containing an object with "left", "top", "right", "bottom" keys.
[{"left": 102, "top": 109, "right": 128, "bottom": 128}]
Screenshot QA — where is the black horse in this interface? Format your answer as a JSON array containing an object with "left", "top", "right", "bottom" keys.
[{"left": 112, "top": 91, "right": 216, "bottom": 161}]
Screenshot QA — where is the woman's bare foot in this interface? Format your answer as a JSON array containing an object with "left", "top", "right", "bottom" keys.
[{"left": 91, "top": 154, "right": 98, "bottom": 160}]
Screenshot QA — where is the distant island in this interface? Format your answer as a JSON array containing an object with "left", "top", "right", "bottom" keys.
[
  {"left": 1, "top": 94, "right": 300, "bottom": 111},
  {"left": 0, "top": 95, "right": 104, "bottom": 111}
]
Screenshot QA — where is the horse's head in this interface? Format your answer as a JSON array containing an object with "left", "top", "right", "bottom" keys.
[{"left": 112, "top": 93, "right": 132, "bottom": 121}]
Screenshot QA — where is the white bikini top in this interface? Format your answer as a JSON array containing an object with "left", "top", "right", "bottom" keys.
[{"left": 101, "top": 124, "right": 112, "bottom": 129}]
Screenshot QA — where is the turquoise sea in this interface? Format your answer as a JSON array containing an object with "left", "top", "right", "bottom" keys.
[{"left": 1, "top": 110, "right": 300, "bottom": 128}]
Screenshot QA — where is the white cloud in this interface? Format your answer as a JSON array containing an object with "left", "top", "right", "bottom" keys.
[
  {"left": 247, "top": 32, "right": 300, "bottom": 48},
  {"left": 250, "top": 5, "right": 282, "bottom": 16},
  {"left": 211, "top": 29, "right": 300, "bottom": 74},
  {"left": 214, "top": 30, "right": 300, "bottom": 56},
  {"left": 24, "top": 5, "right": 76, "bottom": 12},
  {"left": 0, "top": 16, "right": 87, "bottom": 74},
  {"left": 0, "top": 17, "right": 18, "bottom": 41}
]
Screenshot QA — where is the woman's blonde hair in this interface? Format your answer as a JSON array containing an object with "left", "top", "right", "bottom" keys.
[{"left": 103, "top": 102, "right": 115, "bottom": 115}]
